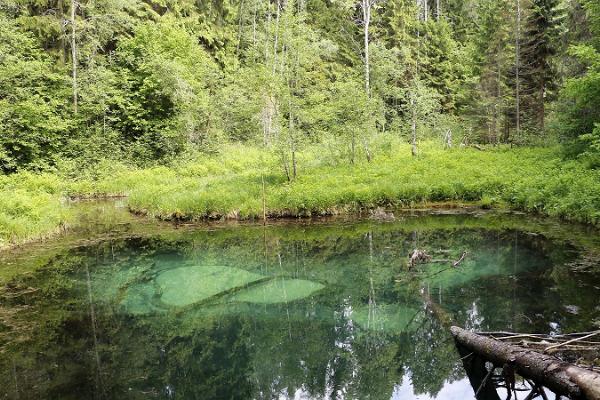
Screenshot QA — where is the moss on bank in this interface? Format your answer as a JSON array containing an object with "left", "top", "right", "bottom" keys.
[{"left": 1, "top": 142, "right": 599, "bottom": 248}]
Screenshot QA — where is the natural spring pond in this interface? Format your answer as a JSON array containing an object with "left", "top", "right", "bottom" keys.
[{"left": 1, "top": 206, "right": 600, "bottom": 400}]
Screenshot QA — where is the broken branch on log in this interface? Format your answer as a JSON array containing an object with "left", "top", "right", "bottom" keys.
[
  {"left": 544, "top": 331, "right": 600, "bottom": 354},
  {"left": 451, "top": 326, "right": 600, "bottom": 400}
]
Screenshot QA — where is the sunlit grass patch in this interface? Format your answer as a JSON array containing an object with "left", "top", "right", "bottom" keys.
[{"left": 0, "top": 172, "right": 70, "bottom": 248}]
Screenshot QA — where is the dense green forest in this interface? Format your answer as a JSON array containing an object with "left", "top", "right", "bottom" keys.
[{"left": 1, "top": 0, "right": 600, "bottom": 246}]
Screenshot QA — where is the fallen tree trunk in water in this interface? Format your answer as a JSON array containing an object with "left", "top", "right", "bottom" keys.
[{"left": 451, "top": 326, "right": 600, "bottom": 399}]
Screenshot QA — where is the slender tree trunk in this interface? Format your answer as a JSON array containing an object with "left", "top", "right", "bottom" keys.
[
  {"left": 495, "top": 60, "right": 501, "bottom": 144},
  {"left": 540, "top": 82, "right": 545, "bottom": 132},
  {"left": 424, "top": 0, "right": 428, "bottom": 22},
  {"left": 436, "top": 0, "right": 441, "bottom": 20},
  {"left": 351, "top": 133, "right": 356, "bottom": 164},
  {"left": 411, "top": 95, "right": 418, "bottom": 157},
  {"left": 282, "top": 151, "right": 290, "bottom": 181},
  {"left": 362, "top": 0, "right": 370, "bottom": 96},
  {"left": 291, "top": 140, "right": 297, "bottom": 179},
  {"left": 272, "top": 0, "right": 281, "bottom": 76},
  {"left": 361, "top": 0, "right": 373, "bottom": 162},
  {"left": 264, "top": 1, "right": 271, "bottom": 63},
  {"left": 236, "top": 0, "right": 245, "bottom": 54},
  {"left": 252, "top": 0, "right": 257, "bottom": 47},
  {"left": 59, "top": 0, "right": 67, "bottom": 64},
  {"left": 515, "top": 0, "right": 521, "bottom": 142},
  {"left": 288, "top": 96, "right": 296, "bottom": 179},
  {"left": 411, "top": 27, "right": 420, "bottom": 157},
  {"left": 71, "top": 0, "right": 78, "bottom": 114},
  {"left": 261, "top": 173, "right": 267, "bottom": 224}
]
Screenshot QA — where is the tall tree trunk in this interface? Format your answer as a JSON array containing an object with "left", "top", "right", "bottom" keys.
[
  {"left": 272, "top": 0, "right": 281, "bottom": 76},
  {"left": 59, "top": 0, "right": 67, "bottom": 64},
  {"left": 436, "top": 0, "right": 441, "bottom": 20},
  {"left": 362, "top": 0, "right": 370, "bottom": 96},
  {"left": 540, "top": 81, "right": 545, "bottom": 132},
  {"left": 236, "top": 0, "right": 245, "bottom": 54},
  {"left": 264, "top": 1, "right": 271, "bottom": 63},
  {"left": 411, "top": 95, "right": 418, "bottom": 157},
  {"left": 71, "top": 0, "right": 78, "bottom": 114},
  {"left": 288, "top": 96, "right": 296, "bottom": 179},
  {"left": 495, "top": 59, "right": 501, "bottom": 144},
  {"left": 282, "top": 150, "right": 290, "bottom": 181},
  {"left": 291, "top": 141, "right": 297, "bottom": 179},
  {"left": 361, "top": 0, "right": 373, "bottom": 162},
  {"left": 252, "top": 0, "right": 257, "bottom": 47},
  {"left": 351, "top": 132, "right": 356, "bottom": 164},
  {"left": 515, "top": 0, "right": 521, "bottom": 142}
]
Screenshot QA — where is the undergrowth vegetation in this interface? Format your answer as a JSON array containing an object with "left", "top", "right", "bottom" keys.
[
  {"left": 0, "top": 172, "right": 68, "bottom": 247},
  {"left": 114, "top": 142, "right": 599, "bottom": 224},
  {"left": 1, "top": 141, "right": 599, "bottom": 248}
]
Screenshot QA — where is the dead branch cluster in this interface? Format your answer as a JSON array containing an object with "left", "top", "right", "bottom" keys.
[
  {"left": 408, "top": 248, "right": 468, "bottom": 269},
  {"left": 479, "top": 330, "right": 600, "bottom": 371}
]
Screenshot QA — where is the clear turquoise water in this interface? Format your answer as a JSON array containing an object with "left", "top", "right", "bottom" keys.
[{"left": 1, "top": 212, "right": 599, "bottom": 399}]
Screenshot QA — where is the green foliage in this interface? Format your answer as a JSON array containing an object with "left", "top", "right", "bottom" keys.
[
  {"left": 64, "top": 142, "right": 600, "bottom": 226},
  {"left": 1, "top": 0, "right": 600, "bottom": 247},
  {"left": 0, "top": 172, "right": 69, "bottom": 247},
  {"left": 110, "top": 19, "right": 220, "bottom": 161},
  {"left": 0, "top": 16, "right": 71, "bottom": 172},
  {"left": 554, "top": 24, "right": 600, "bottom": 164}
]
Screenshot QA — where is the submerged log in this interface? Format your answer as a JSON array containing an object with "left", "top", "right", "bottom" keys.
[{"left": 451, "top": 326, "right": 600, "bottom": 400}]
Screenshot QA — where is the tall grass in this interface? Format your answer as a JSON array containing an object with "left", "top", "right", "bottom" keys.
[
  {"left": 0, "top": 172, "right": 69, "bottom": 247},
  {"left": 86, "top": 142, "right": 600, "bottom": 225},
  {"left": 2, "top": 141, "right": 599, "bottom": 248}
]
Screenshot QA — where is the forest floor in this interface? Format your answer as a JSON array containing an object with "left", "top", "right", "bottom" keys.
[{"left": 1, "top": 142, "right": 599, "bottom": 249}]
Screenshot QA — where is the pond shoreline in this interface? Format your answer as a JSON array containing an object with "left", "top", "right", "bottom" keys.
[
  {"left": 2, "top": 198, "right": 599, "bottom": 261},
  {"left": 0, "top": 199, "right": 504, "bottom": 254}
]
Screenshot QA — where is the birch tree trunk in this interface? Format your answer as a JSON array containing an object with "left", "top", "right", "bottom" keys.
[
  {"left": 361, "top": 0, "right": 373, "bottom": 162},
  {"left": 362, "top": 0, "right": 371, "bottom": 96}
]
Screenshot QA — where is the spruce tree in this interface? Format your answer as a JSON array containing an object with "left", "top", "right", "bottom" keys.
[{"left": 522, "top": 0, "right": 564, "bottom": 131}]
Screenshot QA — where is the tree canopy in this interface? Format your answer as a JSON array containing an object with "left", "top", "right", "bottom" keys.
[{"left": 0, "top": 0, "right": 598, "bottom": 172}]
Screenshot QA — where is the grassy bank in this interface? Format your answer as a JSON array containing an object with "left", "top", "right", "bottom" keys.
[
  {"left": 84, "top": 142, "right": 600, "bottom": 223},
  {"left": 0, "top": 173, "right": 69, "bottom": 248},
  {"left": 1, "top": 142, "right": 600, "bottom": 248}
]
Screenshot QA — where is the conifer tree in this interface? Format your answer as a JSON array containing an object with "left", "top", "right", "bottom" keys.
[{"left": 522, "top": 0, "right": 564, "bottom": 131}]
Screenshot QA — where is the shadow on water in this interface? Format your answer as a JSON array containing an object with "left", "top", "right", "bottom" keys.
[{"left": 1, "top": 204, "right": 600, "bottom": 399}]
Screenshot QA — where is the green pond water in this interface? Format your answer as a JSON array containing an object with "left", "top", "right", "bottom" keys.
[{"left": 1, "top": 206, "right": 600, "bottom": 400}]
